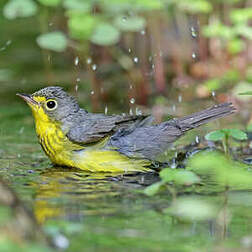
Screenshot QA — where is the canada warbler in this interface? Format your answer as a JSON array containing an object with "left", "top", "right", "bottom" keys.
[{"left": 17, "top": 86, "right": 235, "bottom": 173}]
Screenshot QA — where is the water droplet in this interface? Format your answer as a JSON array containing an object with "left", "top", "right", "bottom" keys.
[
  {"left": 128, "top": 48, "right": 131, "bottom": 53},
  {"left": 211, "top": 91, "right": 216, "bottom": 97},
  {"left": 74, "top": 56, "right": 79, "bottom": 66},
  {"left": 92, "top": 64, "right": 97, "bottom": 71},
  {"left": 53, "top": 234, "right": 69, "bottom": 250},
  {"left": 6, "top": 40, "right": 12, "bottom": 46},
  {"left": 91, "top": 90, "right": 94, "bottom": 95},
  {"left": 140, "top": 30, "right": 146, "bottom": 35},
  {"left": 136, "top": 107, "right": 142, "bottom": 115},
  {"left": 104, "top": 105, "right": 108, "bottom": 115},
  {"left": 130, "top": 98, "right": 135, "bottom": 104},
  {"left": 133, "top": 57, "right": 138, "bottom": 63},
  {"left": 86, "top": 57, "right": 92, "bottom": 64},
  {"left": 195, "top": 135, "right": 200, "bottom": 144},
  {"left": 76, "top": 77, "right": 80, "bottom": 82},
  {"left": 178, "top": 95, "right": 182, "bottom": 103},
  {"left": 192, "top": 53, "right": 197, "bottom": 59},
  {"left": 75, "top": 84, "right": 79, "bottom": 92},
  {"left": 191, "top": 27, "right": 197, "bottom": 38},
  {"left": 19, "top": 127, "right": 24, "bottom": 134}
]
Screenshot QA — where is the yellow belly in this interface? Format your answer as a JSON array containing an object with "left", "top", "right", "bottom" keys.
[{"left": 35, "top": 120, "right": 151, "bottom": 173}]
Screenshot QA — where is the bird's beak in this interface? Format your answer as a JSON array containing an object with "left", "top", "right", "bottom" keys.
[{"left": 16, "top": 93, "right": 39, "bottom": 106}]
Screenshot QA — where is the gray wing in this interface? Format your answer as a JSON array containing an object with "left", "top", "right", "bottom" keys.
[
  {"left": 67, "top": 113, "right": 153, "bottom": 144},
  {"left": 107, "top": 120, "right": 184, "bottom": 160}
]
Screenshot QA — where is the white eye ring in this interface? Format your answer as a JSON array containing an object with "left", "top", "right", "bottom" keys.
[{"left": 46, "top": 99, "right": 57, "bottom": 111}]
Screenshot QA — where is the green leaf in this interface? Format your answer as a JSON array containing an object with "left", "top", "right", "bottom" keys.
[
  {"left": 91, "top": 23, "right": 120, "bottom": 46},
  {"left": 203, "top": 78, "right": 220, "bottom": 91},
  {"left": 160, "top": 169, "right": 200, "bottom": 185},
  {"left": 236, "top": 25, "right": 252, "bottom": 40},
  {"left": 205, "top": 130, "right": 225, "bottom": 141},
  {"left": 227, "top": 39, "right": 245, "bottom": 55},
  {"left": 63, "top": 0, "right": 90, "bottom": 11},
  {"left": 228, "top": 129, "right": 247, "bottom": 140},
  {"left": 239, "top": 91, "right": 252, "bottom": 95},
  {"left": 68, "top": 14, "right": 97, "bottom": 40},
  {"left": 203, "top": 22, "right": 235, "bottom": 40},
  {"left": 177, "top": 0, "right": 212, "bottom": 14},
  {"left": 173, "top": 170, "right": 200, "bottom": 185},
  {"left": 160, "top": 168, "right": 174, "bottom": 182},
  {"left": 36, "top": 31, "right": 67, "bottom": 52},
  {"left": 114, "top": 16, "right": 146, "bottom": 32},
  {"left": 166, "top": 196, "right": 218, "bottom": 221},
  {"left": 38, "top": 0, "right": 61, "bottom": 6},
  {"left": 144, "top": 181, "right": 165, "bottom": 196},
  {"left": 230, "top": 8, "right": 252, "bottom": 24},
  {"left": 3, "top": 0, "right": 37, "bottom": 19},
  {"left": 187, "top": 151, "right": 252, "bottom": 189}
]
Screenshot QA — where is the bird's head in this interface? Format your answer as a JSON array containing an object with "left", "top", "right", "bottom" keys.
[{"left": 17, "top": 86, "right": 79, "bottom": 123}]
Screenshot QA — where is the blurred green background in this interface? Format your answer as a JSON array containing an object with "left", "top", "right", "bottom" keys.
[{"left": 1, "top": 0, "right": 251, "bottom": 115}]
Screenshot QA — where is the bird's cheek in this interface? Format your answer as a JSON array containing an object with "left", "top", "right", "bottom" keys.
[{"left": 32, "top": 106, "right": 50, "bottom": 122}]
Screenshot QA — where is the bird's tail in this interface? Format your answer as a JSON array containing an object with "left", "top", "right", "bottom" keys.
[{"left": 176, "top": 102, "right": 236, "bottom": 132}]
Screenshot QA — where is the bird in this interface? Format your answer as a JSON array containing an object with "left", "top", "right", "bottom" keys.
[{"left": 17, "top": 86, "right": 235, "bottom": 173}]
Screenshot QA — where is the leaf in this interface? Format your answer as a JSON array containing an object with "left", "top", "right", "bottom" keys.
[
  {"left": 114, "top": 16, "right": 146, "bottom": 32},
  {"left": 3, "top": 0, "right": 37, "bottom": 19},
  {"left": 91, "top": 23, "right": 120, "bottom": 46},
  {"left": 63, "top": 0, "right": 90, "bottom": 11},
  {"left": 36, "top": 31, "right": 67, "bottom": 52},
  {"left": 230, "top": 8, "right": 252, "bottom": 24},
  {"left": 227, "top": 39, "right": 245, "bottom": 55},
  {"left": 166, "top": 196, "right": 217, "bottom": 221},
  {"left": 173, "top": 170, "right": 200, "bottom": 185},
  {"left": 187, "top": 151, "right": 252, "bottom": 189},
  {"left": 236, "top": 25, "right": 252, "bottom": 40},
  {"left": 68, "top": 14, "right": 97, "bottom": 40},
  {"left": 205, "top": 130, "right": 225, "bottom": 141},
  {"left": 160, "top": 169, "right": 200, "bottom": 185},
  {"left": 228, "top": 129, "right": 247, "bottom": 140},
  {"left": 159, "top": 168, "right": 174, "bottom": 182},
  {"left": 177, "top": 0, "right": 212, "bottom": 14},
  {"left": 239, "top": 91, "right": 252, "bottom": 95},
  {"left": 202, "top": 22, "right": 235, "bottom": 40},
  {"left": 144, "top": 181, "right": 165, "bottom": 196},
  {"left": 38, "top": 0, "right": 61, "bottom": 7}
]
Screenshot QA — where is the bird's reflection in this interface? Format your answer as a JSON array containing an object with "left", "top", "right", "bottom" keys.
[{"left": 32, "top": 167, "right": 158, "bottom": 223}]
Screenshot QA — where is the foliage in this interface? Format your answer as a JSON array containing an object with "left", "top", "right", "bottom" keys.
[
  {"left": 205, "top": 129, "right": 247, "bottom": 154},
  {"left": 144, "top": 169, "right": 200, "bottom": 196},
  {"left": 187, "top": 151, "right": 252, "bottom": 189},
  {"left": 36, "top": 32, "right": 68, "bottom": 52}
]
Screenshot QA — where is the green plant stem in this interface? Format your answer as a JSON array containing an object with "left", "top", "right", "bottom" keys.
[{"left": 222, "top": 135, "right": 229, "bottom": 155}]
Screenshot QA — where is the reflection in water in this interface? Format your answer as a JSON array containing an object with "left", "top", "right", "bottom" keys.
[{"left": 33, "top": 168, "right": 159, "bottom": 223}]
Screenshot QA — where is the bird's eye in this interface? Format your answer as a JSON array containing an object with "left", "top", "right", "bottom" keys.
[{"left": 46, "top": 99, "right": 57, "bottom": 110}]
